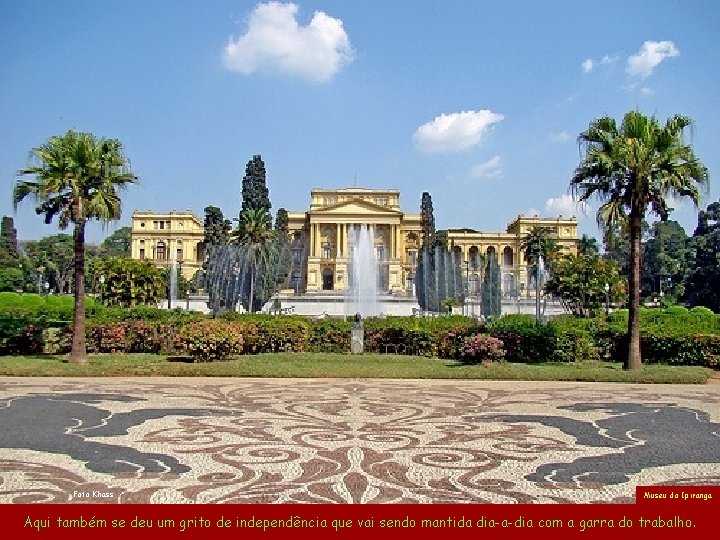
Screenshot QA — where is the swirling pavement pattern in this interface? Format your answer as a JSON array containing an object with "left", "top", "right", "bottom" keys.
[{"left": 0, "top": 377, "right": 718, "bottom": 504}]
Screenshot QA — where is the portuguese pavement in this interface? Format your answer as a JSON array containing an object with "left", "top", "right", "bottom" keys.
[{"left": 0, "top": 377, "right": 718, "bottom": 504}]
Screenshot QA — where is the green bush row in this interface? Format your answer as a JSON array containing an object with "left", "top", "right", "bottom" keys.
[{"left": 1, "top": 297, "right": 719, "bottom": 365}]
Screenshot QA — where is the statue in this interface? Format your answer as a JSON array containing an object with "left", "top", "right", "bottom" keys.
[{"left": 351, "top": 313, "right": 364, "bottom": 354}]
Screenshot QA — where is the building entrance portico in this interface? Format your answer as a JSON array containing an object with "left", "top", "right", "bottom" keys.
[{"left": 287, "top": 188, "right": 418, "bottom": 295}]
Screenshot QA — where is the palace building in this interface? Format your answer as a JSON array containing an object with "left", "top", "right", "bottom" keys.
[{"left": 130, "top": 187, "right": 578, "bottom": 297}]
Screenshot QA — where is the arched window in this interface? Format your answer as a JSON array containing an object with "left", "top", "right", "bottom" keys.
[
  {"left": 486, "top": 246, "right": 496, "bottom": 260},
  {"left": 453, "top": 245, "right": 462, "bottom": 265},
  {"left": 503, "top": 246, "right": 513, "bottom": 266},
  {"left": 469, "top": 246, "right": 479, "bottom": 270}
]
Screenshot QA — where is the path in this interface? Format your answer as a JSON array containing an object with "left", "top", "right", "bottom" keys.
[{"left": 0, "top": 377, "right": 718, "bottom": 503}]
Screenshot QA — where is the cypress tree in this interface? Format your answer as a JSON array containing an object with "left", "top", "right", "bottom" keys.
[
  {"left": 482, "top": 254, "right": 501, "bottom": 319},
  {"left": 420, "top": 192, "right": 435, "bottom": 248},
  {"left": 274, "top": 208, "right": 289, "bottom": 234},
  {"left": 203, "top": 206, "right": 231, "bottom": 246},
  {"left": 0, "top": 216, "right": 19, "bottom": 260},
  {"left": 241, "top": 155, "right": 271, "bottom": 222}
]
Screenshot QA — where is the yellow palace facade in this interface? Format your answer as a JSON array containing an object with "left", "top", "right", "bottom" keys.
[{"left": 130, "top": 187, "right": 578, "bottom": 297}]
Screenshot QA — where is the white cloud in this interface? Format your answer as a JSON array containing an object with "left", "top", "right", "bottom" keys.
[
  {"left": 640, "top": 87, "right": 654, "bottom": 97},
  {"left": 626, "top": 40, "right": 679, "bottom": 79},
  {"left": 223, "top": 2, "right": 353, "bottom": 83},
  {"left": 470, "top": 156, "right": 502, "bottom": 180},
  {"left": 582, "top": 54, "right": 617, "bottom": 74},
  {"left": 600, "top": 54, "right": 618, "bottom": 65},
  {"left": 549, "top": 131, "right": 570, "bottom": 143},
  {"left": 545, "top": 194, "right": 589, "bottom": 217},
  {"left": 413, "top": 109, "right": 504, "bottom": 153}
]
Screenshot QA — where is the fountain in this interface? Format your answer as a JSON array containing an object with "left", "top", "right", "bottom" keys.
[
  {"left": 345, "top": 224, "right": 379, "bottom": 317},
  {"left": 415, "top": 244, "right": 464, "bottom": 313},
  {"left": 203, "top": 239, "right": 290, "bottom": 315},
  {"left": 169, "top": 249, "right": 178, "bottom": 309}
]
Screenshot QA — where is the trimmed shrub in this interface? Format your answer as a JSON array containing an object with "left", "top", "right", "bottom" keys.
[
  {"left": 488, "top": 315, "right": 557, "bottom": 363},
  {"left": 460, "top": 335, "right": 505, "bottom": 364},
  {"left": 663, "top": 305, "right": 690, "bottom": 315},
  {"left": 0, "top": 311, "right": 45, "bottom": 355},
  {"left": 436, "top": 324, "right": 486, "bottom": 359},
  {"left": 43, "top": 326, "right": 72, "bottom": 354},
  {"left": 309, "top": 319, "right": 352, "bottom": 353},
  {"left": 219, "top": 314, "right": 311, "bottom": 353},
  {"left": 548, "top": 316, "right": 601, "bottom": 363},
  {"left": 125, "top": 320, "right": 172, "bottom": 354},
  {"left": 255, "top": 318, "right": 310, "bottom": 353},
  {"left": 690, "top": 306, "right": 715, "bottom": 316},
  {"left": 86, "top": 322, "right": 128, "bottom": 353},
  {"left": 175, "top": 320, "right": 244, "bottom": 361},
  {"left": 366, "top": 326, "right": 437, "bottom": 356}
]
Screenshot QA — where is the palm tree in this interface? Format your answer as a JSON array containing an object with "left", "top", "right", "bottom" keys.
[
  {"left": 571, "top": 111, "right": 708, "bottom": 370},
  {"left": 233, "top": 208, "right": 275, "bottom": 313},
  {"left": 520, "top": 226, "right": 560, "bottom": 270},
  {"left": 13, "top": 130, "right": 136, "bottom": 363},
  {"left": 577, "top": 234, "right": 600, "bottom": 256}
]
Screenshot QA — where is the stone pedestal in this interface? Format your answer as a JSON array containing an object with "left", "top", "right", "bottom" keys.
[{"left": 351, "top": 314, "right": 364, "bottom": 354}]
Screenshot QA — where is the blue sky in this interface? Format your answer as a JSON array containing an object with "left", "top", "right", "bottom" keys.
[{"left": 1, "top": 0, "right": 718, "bottom": 243}]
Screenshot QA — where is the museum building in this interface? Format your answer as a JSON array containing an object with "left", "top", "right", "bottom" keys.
[{"left": 130, "top": 187, "right": 578, "bottom": 297}]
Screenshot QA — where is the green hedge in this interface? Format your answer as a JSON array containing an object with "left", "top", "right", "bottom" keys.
[
  {"left": 1, "top": 296, "right": 719, "bottom": 367},
  {"left": 488, "top": 315, "right": 557, "bottom": 363},
  {"left": 175, "top": 320, "right": 244, "bottom": 362}
]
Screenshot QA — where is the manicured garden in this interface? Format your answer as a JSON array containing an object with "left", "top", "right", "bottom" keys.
[
  {"left": 0, "top": 352, "right": 711, "bottom": 383},
  {"left": 0, "top": 291, "right": 718, "bottom": 383}
]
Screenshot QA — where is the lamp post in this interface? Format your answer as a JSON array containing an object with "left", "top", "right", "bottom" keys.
[
  {"left": 99, "top": 274, "right": 105, "bottom": 304},
  {"left": 463, "top": 260, "right": 470, "bottom": 316},
  {"left": 604, "top": 282, "right": 610, "bottom": 317},
  {"left": 535, "top": 239, "right": 541, "bottom": 324},
  {"left": 36, "top": 265, "right": 44, "bottom": 294}
]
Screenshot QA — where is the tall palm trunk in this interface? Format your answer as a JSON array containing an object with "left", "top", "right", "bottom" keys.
[
  {"left": 626, "top": 204, "right": 643, "bottom": 370},
  {"left": 70, "top": 220, "right": 87, "bottom": 364}
]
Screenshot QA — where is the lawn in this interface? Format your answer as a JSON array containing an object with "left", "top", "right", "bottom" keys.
[{"left": 0, "top": 352, "right": 713, "bottom": 383}]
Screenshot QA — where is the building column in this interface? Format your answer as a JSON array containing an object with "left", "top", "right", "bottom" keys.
[
  {"left": 317, "top": 223, "right": 322, "bottom": 257},
  {"left": 336, "top": 223, "right": 341, "bottom": 258},
  {"left": 310, "top": 224, "right": 317, "bottom": 257},
  {"left": 388, "top": 225, "right": 394, "bottom": 259},
  {"left": 395, "top": 226, "right": 401, "bottom": 259},
  {"left": 308, "top": 224, "right": 314, "bottom": 258},
  {"left": 341, "top": 223, "right": 346, "bottom": 256}
]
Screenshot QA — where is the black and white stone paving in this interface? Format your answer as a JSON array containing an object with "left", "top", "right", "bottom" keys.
[{"left": 0, "top": 378, "right": 717, "bottom": 503}]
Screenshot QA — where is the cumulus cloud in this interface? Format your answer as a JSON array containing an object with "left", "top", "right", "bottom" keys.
[
  {"left": 470, "top": 156, "right": 502, "bottom": 180},
  {"left": 582, "top": 54, "right": 616, "bottom": 74},
  {"left": 549, "top": 131, "right": 570, "bottom": 143},
  {"left": 223, "top": 2, "right": 353, "bottom": 83},
  {"left": 545, "top": 194, "right": 589, "bottom": 217},
  {"left": 414, "top": 110, "right": 504, "bottom": 153},
  {"left": 626, "top": 40, "right": 679, "bottom": 79}
]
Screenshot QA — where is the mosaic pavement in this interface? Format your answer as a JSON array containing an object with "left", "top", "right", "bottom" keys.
[{"left": 0, "top": 377, "right": 718, "bottom": 504}]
